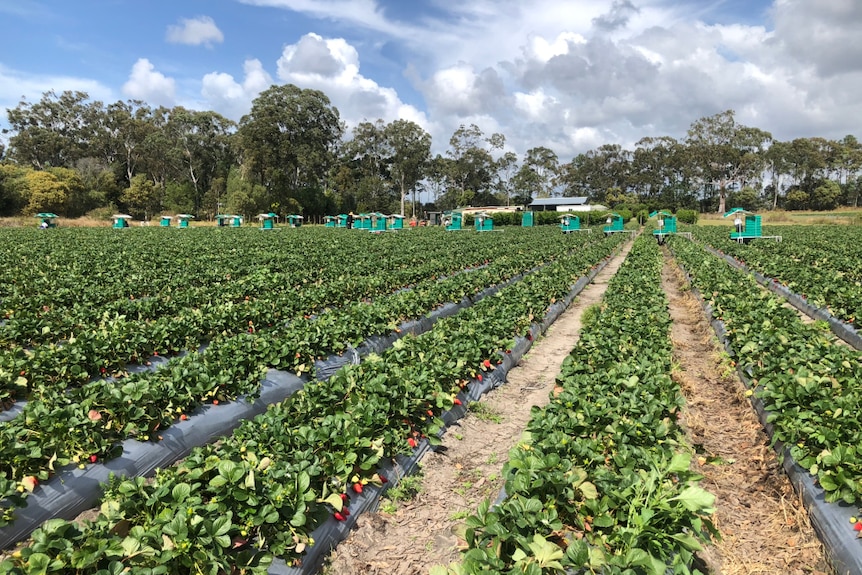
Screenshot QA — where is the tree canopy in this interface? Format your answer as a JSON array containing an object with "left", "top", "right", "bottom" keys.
[{"left": 2, "top": 88, "right": 861, "bottom": 220}]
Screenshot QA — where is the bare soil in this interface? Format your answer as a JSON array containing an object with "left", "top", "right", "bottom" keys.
[
  {"left": 322, "top": 241, "right": 634, "bottom": 575},
  {"left": 662, "top": 250, "right": 830, "bottom": 575}
]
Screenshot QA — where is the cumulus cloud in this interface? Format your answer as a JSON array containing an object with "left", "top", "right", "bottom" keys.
[
  {"left": 201, "top": 59, "right": 273, "bottom": 120},
  {"left": 0, "top": 63, "right": 113, "bottom": 120},
  {"left": 771, "top": 0, "right": 862, "bottom": 78},
  {"left": 275, "top": 33, "right": 427, "bottom": 129},
  {"left": 166, "top": 16, "right": 224, "bottom": 47},
  {"left": 122, "top": 58, "right": 176, "bottom": 107}
]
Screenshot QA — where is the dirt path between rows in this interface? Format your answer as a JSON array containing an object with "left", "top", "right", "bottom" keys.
[
  {"left": 323, "top": 241, "right": 634, "bottom": 575},
  {"left": 661, "top": 250, "right": 830, "bottom": 575}
]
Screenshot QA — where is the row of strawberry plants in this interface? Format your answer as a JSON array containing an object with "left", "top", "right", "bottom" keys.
[
  {"left": 0, "top": 231, "right": 624, "bottom": 573},
  {"left": 437, "top": 236, "right": 718, "bottom": 575},
  {"left": 0, "top": 227, "right": 491, "bottom": 343},
  {"left": 690, "top": 225, "right": 862, "bottom": 328},
  {"left": 0, "top": 228, "right": 521, "bottom": 403},
  {"left": 669, "top": 236, "right": 862, "bottom": 506},
  {"left": 0, "top": 230, "right": 611, "bottom": 529}
]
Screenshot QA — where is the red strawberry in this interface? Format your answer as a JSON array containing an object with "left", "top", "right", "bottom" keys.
[
  {"left": 352, "top": 483, "right": 363, "bottom": 494},
  {"left": 212, "top": 400, "right": 219, "bottom": 405},
  {"left": 426, "top": 410, "right": 434, "bottom": 416},
  {"left": 477, "top": 374, "right": 483, "bottom": 382},
  {"left": 342, "top": 508, "right": 350, "bottom": 516},
  {"left": 89, "top": 455, "right": 98, "bottom": 463},
  {"left": 180, "top": 414, "right": 188, "bottom": 421},
  {"left": 855, "top": 522, "right": 862, "bottom": 532},
  {"left": 408, "top": 437, "right": 417, "bottom": 448},
  {"left": 379, "top": 475, "right": 388, "bottom": 484},
  {"left": 340, "top": 493, "right": 348, "bottom": 502},
  {"left": 483, "top": 359, "right": 491, "bottom": 368},
  {"left": 453, "top": 398, "right": 462, "bottom": 406},
  {"left": 333, "top": 512, "right": 346, "bottom": 522}
]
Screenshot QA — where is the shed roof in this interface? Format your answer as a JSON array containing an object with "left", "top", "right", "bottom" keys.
[{"left": 529, "top": 197, "right": 588, "bottom": 207}]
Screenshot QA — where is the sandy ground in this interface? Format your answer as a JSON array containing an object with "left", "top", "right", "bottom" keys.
[{"left": 322, "top": 241, "right": 634, "bottom": 575}]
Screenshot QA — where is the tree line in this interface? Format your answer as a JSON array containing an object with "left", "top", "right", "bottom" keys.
[{"left": 1, "top": 86, "right": 860, "bottom": 221}]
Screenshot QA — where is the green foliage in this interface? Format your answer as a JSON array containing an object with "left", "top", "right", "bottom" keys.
[
  {"left": 673, "top": 233, "right": 862, "bottom": 505},
  {"left": 0, "top": 226, "right": 625, "bottom": 571},
  {"left": 121, "top": 174, "right": 161, "bottom": 220},
  {"left": 22, "top": 170, "right": 73, "bottom": 215},
  {"left": 451, "top": 237, "right": 718, "bottom": 574},
  {"left": 785, "top": 188, "right": 809, "bottom": 210},
  {"left": 811, "top": 180, "right": 841, "bottom": 211},
  {"left": 676, "top": 209, "right": 699, "bottom": 224}
]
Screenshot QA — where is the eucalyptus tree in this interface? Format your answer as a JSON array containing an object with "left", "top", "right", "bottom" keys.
[
  {"left": 520, "top": 146, "right": 559, "bottom": 199},
  {"left": 5, "top": 90, "right": 96, "bottom": 169},
  {"left": 684, "top": 110, "right": 771, "bottom": 213},
  {"left": 339, "top": 119, "right": 391, "bottom": 211},
  {"left": 442, "top": 124, "right": 503, "bottom": 208},
  {"left": 166, "top": 107, "right": 236, "bottom": 213},
  {"left": 237, "top": 84, "right": 343, "bottom": 213},
  {"left": 558, "top": 144, "right": 632, "bottom": 204},
  {"left": 494, "top": 151, "right": 519, "bottom": 206},
  {"left": 383, "top": 119, "right": 431, "bottom": 216}
]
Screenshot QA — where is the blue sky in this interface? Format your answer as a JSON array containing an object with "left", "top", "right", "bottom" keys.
[{"left": 1, "top": 0, "right": 861, "bottom": 160}]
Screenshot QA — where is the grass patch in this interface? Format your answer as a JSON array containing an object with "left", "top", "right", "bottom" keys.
[
  {"left": 469, "top": 401, "right": 503, "bottom": 423},
  {"left": 379, "top": 472, "right": 424, "bottom": 513}
]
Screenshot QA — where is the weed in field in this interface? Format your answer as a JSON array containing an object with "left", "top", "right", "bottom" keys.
[{"left": 469, "top": 402, "right": 503, "bottom": 423}]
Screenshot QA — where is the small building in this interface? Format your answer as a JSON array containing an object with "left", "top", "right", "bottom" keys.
[
  {"left": 160, "top": 215, "right": 173, "bottom": 227},
  {"left": 176, "top": 214, "right": 194, "bottom": 228},
  {"left": 528, "top": 197, "right": 606, "bottom": 212},
  {"left": 521, "top": 211, "right": 534, "bottom": 227},
  {"left": 474, "top": 212, "right": 494, "bottom": 232},
  {"left": 35, "top": 213, "right": 59, "bottom": 228},
  {"left": 258, "top": 213, "right": 278, "bottom": 230},
  {"left": 724, "top": 208, "right": 781, "bottom": 243},
  {"left": 387, "top": 214, "right": 405, "bottom": 230},
  {"left": 354, "top": 213, "right": 372, "bottom": 230},
  {"left": 559, "top": 214, "right": 581, "bottom": 233},
  {"left": 337, "top": 214, "right": 349, "bottom": 228},
  {"left": 650, "top": 210, "right": 677, "bottom": 244},
  {"left": 603, "top": 213, "right": 625, "bottom": 235},
  {"left": 286, "top": 214, "right": 303, "bottom": 228},
  {"left": 324, "top": 215, "right": 337, "bottom": 228},
  {"left": 112, "top": 214, "right": 133, "bottom": 229},
  {"left": 216, "top": 214, "right": 242, "bottom": 227},
  {"left": 443, "top": 210, "right": 463, "bottom": 231},
  {"left": 368, "top": 212, "right": 386, "bottom": 232}
]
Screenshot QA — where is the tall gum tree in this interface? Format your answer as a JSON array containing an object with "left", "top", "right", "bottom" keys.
[
  {"left": 685, "top": 110, "right": 772, "bottom": 213},
  {"left": 384, "top": 119, "right": 430, "bottom": 217},
  {"left": 237, "top": 84, "right": 343, "bottom": 214}
]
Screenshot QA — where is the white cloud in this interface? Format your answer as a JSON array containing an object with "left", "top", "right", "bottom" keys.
[
  {"left": 201, "top": 59, "right": 273, "bottom": 119},
  {"left": 166, "top": 16, "right": 224, "bottom": 47},
  {"left": 275, "top": 33, "right": 427, "bottom": 130},
  {"left": 122, "top": 58, "right": 176, "bottom": 107},
  {"left": 0, "top": 63, "right": 113, "bottom": 113}
]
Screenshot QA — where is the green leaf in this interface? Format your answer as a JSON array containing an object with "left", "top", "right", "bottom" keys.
[
  {"left": 578, "top": 481, "right": 598, "bottom": 500},
  {"left": 171, "top": 483, "right": 191, "bottom": 503},
  {"left": 669, "top": 486, "right": 715, "bottom": 512},
  {"left": 667, "top": 452, "right": 691, "bottom": 474},
  {"left": 671, "top": 532, "right": 703, "bottom": 552}
]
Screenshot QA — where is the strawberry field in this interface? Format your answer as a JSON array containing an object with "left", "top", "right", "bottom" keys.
[
  {"left": 1, "top": 224, "right": 861, "bottom": 574},
  {"left": 0, "top": 225, "right": 627, "bottom": 572}
]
